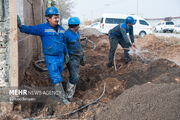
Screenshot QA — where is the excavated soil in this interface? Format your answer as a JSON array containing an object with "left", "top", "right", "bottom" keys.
[
  {"left": 2, "top": 32, "right": 180, "bottom": 120},
  {"left": 96, "top": 83, "right": 180, "bottom": 120}
]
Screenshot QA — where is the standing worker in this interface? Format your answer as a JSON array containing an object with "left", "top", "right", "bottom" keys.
[
  {"left": 17, "top": 7, "right": 70, "bottom": 104},
  {"left": 107, "top": 16, "right": 136, "bottom": 68},
  {"left": 64, "top": 17, "right": 85, "bottom": 99}
]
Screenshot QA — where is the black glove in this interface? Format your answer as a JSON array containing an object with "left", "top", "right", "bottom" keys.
[
  {"left": 80, "top": 56, "right": 86, "bottom": 66},
  {"left": 65, "top": 55, "right": 69, "bottom": 64},
  {"left": 17, "top": 15, "right": 21, "bottom": 28}
]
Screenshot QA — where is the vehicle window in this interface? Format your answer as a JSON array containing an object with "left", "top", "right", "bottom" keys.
[
  {"left": 158, "top": 23, "right": 161, "bottom": 25},
  {"left": 139, "top": 20, "right": 149, "bottom": 26},
  {"left": 100, "top": 18, "right": 103, "bottom": 23},
  {"left": 166, "top": 22, "right": 174, "bottom": 25},
  {"left": 105, "top": 18, "right": 125, "bottom": 24}
]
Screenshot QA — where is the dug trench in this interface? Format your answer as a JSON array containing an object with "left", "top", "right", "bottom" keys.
[{"left": 3, "top": 32, "right": 180, "bottom": 119}]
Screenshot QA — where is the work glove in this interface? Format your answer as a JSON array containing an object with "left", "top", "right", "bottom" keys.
[
  {"left": 65, "top": 55, "right": 69, "bottom": 64},
  {"left": 17, "top": 15, "right": 21, "bottom": 28},
  {"left": 80, "top": 55, "right": 86, "bottom": 66}
]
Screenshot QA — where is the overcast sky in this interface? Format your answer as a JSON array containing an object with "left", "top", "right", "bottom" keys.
[{"left": 72, "top": 0, "right": 180, "bottom": 20}]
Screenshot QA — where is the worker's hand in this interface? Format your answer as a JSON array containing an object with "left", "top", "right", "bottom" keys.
[
  {"left": 17, "top": 15, "right": 21, "bottom": 28},
  {"left": 65, "top": 55, "right": 69, "bottom": 64},
  {"left": 132, "top": 43, "right": 136, "bottom": 52},
  {"left": 80, "top": 56, "right": 86, "bottom": 66},
  {"left": 132, "top": 43, "right": 136, "bottom": 48}
]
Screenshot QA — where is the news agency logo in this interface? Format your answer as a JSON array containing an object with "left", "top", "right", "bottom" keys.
[
  {"left": 8, "top": 89, "right": 62, "bottom": 96},
  {"left": 0, "top": 87, "right": 62, "bottom": 102},
  {"left": 9, "top": 89, "right": 28, "bottom": 96}
]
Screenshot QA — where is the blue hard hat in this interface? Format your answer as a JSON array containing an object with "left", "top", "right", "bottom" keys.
[
  {"left": 68, "top": 17, "right": 80, "bottom": 25},
  {"left": 126, "top": 16, "right": 136, "bottom": 24},
  {"left": 45, "top": 7, "right": 59, "bottom": 17}
]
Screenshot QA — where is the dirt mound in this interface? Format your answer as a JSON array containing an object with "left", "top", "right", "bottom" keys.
[
  {"left": 117, "top": 59, "right": 180, "bottom": 89},
  {"left": 96, "top": 83, "right": 180, "bottom": 120},
  {"left": 136, "top": 35, "right": 180, "bottom": 65},
  {"left": 136, "top": 35, "right": 168, "bottom": 50},
  {"left": 79, "top": 28, "right": 104, "bottom": 37}
]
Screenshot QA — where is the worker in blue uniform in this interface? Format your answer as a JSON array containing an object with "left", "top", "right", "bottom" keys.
[
  {"left": 64, "top": 17, "right": 85, "bottom": 99},
  {"left": 17, "top": 7, "right": 70, "bottom": 104},
  {"left": 107, "top": 16, "right": 136, "bottom": 68}
]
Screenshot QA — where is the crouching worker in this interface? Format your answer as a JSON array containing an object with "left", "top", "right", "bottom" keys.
[
  {"left": 17, "top": 7, "right": 70, "bottom": 104},
  {"left": 64, "top": 17, "right": 85, "bottom": 99},
  {"left": 107, "top": 16, "right": 136, "bottom": 68}
]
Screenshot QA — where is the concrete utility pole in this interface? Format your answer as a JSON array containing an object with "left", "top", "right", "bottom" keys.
[
  {"left": 0, "top": 0, "right": 18, "bottom": 87},
  {"left": 9, "top": 0, "right": 18, "bottom": 87}
]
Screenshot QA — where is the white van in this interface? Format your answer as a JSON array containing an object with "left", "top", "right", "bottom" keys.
[{"left": 100, "top": 14, "right": 152, "bottom": 37}]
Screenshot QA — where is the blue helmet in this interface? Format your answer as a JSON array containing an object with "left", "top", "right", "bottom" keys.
[
  {"left": 45, "top": 7, "right": 59, "bottom": 17},
  {"left": 126, "top": 16, "right": 136, "bottom": 24},
  {"left": 68, "top": 17, "right": 80, "bottom": 25}
]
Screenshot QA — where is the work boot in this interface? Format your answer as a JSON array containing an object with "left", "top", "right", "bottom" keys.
[
  {"left": 66, "top": 82, "right": 76, "bottom": 99},
  {"left": 54, "top": 83, "right": 70, "bottom": 104}
]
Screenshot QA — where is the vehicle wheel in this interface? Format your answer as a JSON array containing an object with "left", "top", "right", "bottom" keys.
[{"left": 139, "top": 31, "right": 146, "bottom": 37}]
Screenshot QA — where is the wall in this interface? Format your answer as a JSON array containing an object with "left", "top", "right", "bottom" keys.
[
  {"left": 0, "top": 0, "right": 47, "bottom": 86},
  {"left": 0, "top": 0, "right": 47, "bottom": 114},
  {"left": 18, "top": 0, "right": 46, "bottom": 84}
]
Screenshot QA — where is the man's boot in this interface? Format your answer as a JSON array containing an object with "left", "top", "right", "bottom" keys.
[
  {"left": 54, "top": 83, "right": 70, "bottom": 104},
  {"left": 66, "top": 81, "right": 76, "bottom": 99}
]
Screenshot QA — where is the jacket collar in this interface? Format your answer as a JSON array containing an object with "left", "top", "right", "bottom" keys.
[{"left": 68, "top": 28, "right": 79, "bottom": 35}]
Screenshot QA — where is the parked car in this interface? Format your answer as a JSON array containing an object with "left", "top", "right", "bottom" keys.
[
  {"left": 174, "top": 24, "right": 180, "bottom": 33},
  {"left": 154, "top": 21, "right": 175, "bottom": 33},
  {"left": 99, "top": 13, "right": 152, "bottom": 37}
]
